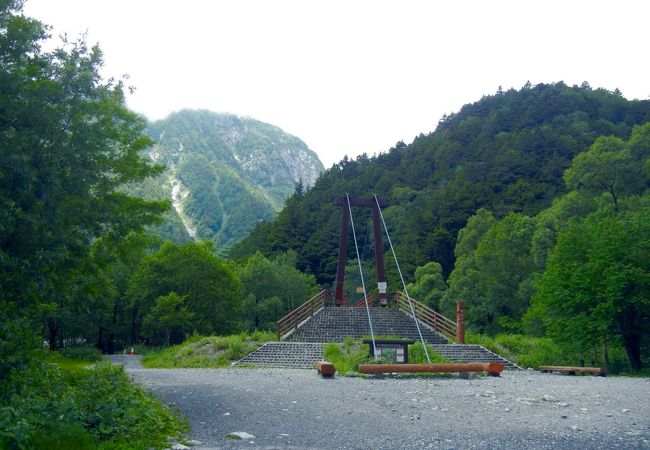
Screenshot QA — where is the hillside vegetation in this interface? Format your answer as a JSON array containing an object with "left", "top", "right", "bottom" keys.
[
  {"left": 232, "top": 83, "right": 650, "bottom": 370},
  {"left": 138, "top": 110, "right": 324, "bottom": 251}
]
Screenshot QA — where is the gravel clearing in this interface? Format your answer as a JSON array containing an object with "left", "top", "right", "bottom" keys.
[{"left": 121, "top": 360, "right": 649, "bottom": 449}]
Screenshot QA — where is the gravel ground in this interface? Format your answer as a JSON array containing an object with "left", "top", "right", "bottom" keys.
[{"left": 112, "top": 357, "right": 649, "bottom": 449}]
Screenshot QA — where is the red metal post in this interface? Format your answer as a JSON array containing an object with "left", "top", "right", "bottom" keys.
[
  {"left": 456, "top": 301, "right": 465, "bottom": 344},
  {"left": 334, "top": 201, "right": 350, "bottom": 306},
  {"left": 371, "top": 202, "right": 388, "bottom": 306}
]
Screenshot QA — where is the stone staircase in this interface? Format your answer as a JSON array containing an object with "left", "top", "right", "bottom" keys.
[
  {"left": 235, "top": 342, "right": 323, "bottom": 368},
  {"left": 236, "top": 306, "right": 519, "bottom": 370},
  {"left": 430, "top": 344, "right": 521, "bottom": 370},
  {"left": 287, "top": 307, "right": 449, "bottom": 344}
]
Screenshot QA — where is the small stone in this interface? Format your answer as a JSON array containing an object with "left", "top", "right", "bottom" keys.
[
  {"left": 605, "top": 413, "right": 613, "bottom": 417},
  {"left": 223, "top": 412, "right": 231, "bottom": 416},
  {"left": 570, "top": 425, "right": 580, "bottom": 431},
  {"left": 227, "top": 431, "right": 255, "bottom": 440},
  {"left": 172, "top": 445, "right": 190, "bottom": 450},
  {"left": 561, "top": 415, "right": 568, "bottom": 419},
  {"left": 558, "top": 402, "right": 569, "bottom": 407},
  {"left": 542, "top": 394, "right": 556, "bottom": 402},
  {"left": 622, "top": 409, "right": 630, "bottom": 413},
  {"left": 185, "top": 440, "right": 203, "bottom": 447},
  {"left": 505, "top": 408, "right": 511, "bottom": 412}
]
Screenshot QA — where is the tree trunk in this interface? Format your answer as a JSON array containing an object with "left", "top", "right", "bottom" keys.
[
  {"left": 602, "top": 336, "right": 610, "bottom": 372},
  {"left": 48, "top": 318, "right": 58, "bottom": 351},
  {"left": 130, "top": 308, "right": 139, "bottom": 345},
  {"left": 96, "top": 326, "right": 104, "bottom": 351},
  {"left": 108, "top": 333, "right": 115, "bottom": 355},
  {"left": 622, "top": 332, "right": 642, "bottom": 371}
]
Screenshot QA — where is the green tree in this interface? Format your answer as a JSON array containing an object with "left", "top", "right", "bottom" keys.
[
  {"left": 128, "top": 242, "right": 241, "bottom": 341},
  {"left": 142, "top": 292, "right": 193, "bottom": 346},
  {"left": 237, "top": 251, "right": 318, "bottom": 331},
  {"left": 406, "top": 262, "right": 447, "bottom": 308},
  {"left": 444, "top": 213, "right": 539, "bottom": 334},
  {"left": 563, "top": 135, "right": 643, "bottom": 213},
  {"left": 532, "top": 207, "right": 650, "bottom": 370},
  {"left": 0, "top": 0, "right": 167, "bottom": 350}
]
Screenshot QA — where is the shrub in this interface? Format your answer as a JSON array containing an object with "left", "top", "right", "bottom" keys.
[
  {"left": 60, "top": 346, "right": 103, "bottom": 362},
  {"left": 0, "top": 357, "right": 186, "bottom": 449},
  {"left": 142, "top": 333, "right": 271, "bottom": 368},
  {"left": 323, "top": 341, "right": 368, "bottom": 375},
  {"left": 408, "top": 342, "right": 448, "bottom": 364}
]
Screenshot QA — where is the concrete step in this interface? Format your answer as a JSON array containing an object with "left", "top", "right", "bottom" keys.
[
  {"left": 286, "top": 307, "right": 449, "bottom": 344},
  {"left": 430, "top": 344, "right": 521, "bottom": 369},
  {"left": 234, "top": 342, "right": 324, "bottom": 369}
]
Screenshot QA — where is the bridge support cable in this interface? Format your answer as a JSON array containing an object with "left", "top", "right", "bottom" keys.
[
  {"left": 346, "top": 194, "right": 377, "bottom": 359},
  {"left": 373, "top": 194, "right": 431, "bottom": 364}
]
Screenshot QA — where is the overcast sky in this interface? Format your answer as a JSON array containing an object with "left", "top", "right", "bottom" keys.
[{"left": 24, "top": 0, "right": 650, "bottom": 167}]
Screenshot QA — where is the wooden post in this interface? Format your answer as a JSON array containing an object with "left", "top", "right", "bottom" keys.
[{"left": 456, "top": 301, "right": 465, "bottom": 344}]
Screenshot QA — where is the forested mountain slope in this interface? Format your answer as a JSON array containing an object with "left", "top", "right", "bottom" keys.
[
  {"left": 231, "top": 83, "right": 650, "bottom": 284},
  {"left": 137, "top": 110, "right": 324, "bottom": 250}
]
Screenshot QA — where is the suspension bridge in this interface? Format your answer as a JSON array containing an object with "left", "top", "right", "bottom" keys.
[{"left": 237, "top": 195, "right": 518, "bottom": 370}]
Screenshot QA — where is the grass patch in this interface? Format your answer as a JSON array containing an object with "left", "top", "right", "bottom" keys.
[
  {"left": 464, "top": 332, "right": 636, "bottom": 372},
  {"left": 0, "top": 351, "right": 187, "bottom": 449},
  {"left": 142, "top": 331, "right": 276, "bottom": 368},
  {"left": 408, "top": 341, "right": 448, "bottom": 364},
  {"left": 323, "top": 338, "right": 369, "bottom": 375}
]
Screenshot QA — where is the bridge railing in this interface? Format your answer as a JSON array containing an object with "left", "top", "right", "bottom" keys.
[
  {"left": 394, "top": 291, "right": 457, "bottom": 341},
  {"left": 276, "top": 289, "right": 329, "bottom": 340}
]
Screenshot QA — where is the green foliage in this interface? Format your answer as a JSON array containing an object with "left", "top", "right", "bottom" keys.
[
  {"left": 129, "top": 241, "right": 241, "bottom": 344},
  {"left": 0, "top": 356, "right": 186, "bottom": 449},
  {"left": 465, "top": 331, "right": 634, "bottom": 371},
  {"left": 564, "top": 135, "right": 645, "bottom": 212},
  {"left": 142, "top": 332, "right": 276, "bottom": 368},
  {"left": 0, "top": 0, "right": 167, "bottom": 319},
  {"left": 232, "top": 82, "right": 650, "bottom": 286},
  {"left": 141, "top": 110, "right": 324, "bottom": 250},
  {"left": 444, "top": 212, "right": 540, "bottom": 334},
  {"left": 407, "top": 342, "right": 448, "bottom": 364},
  {"left": 236, "top": 251, "right": 318, "bottom": 331},
  {"left": 323, "top": 341, "right": 369, "bottom": 375},
  {"left": 59, "top": 346, "right": 103, "bottom": 362},
  {"left": 142, "top": 292, "right": 193, "bottom": 347},
  {"left": 406, "top": 262, "right": 447, "bottom": 308},
  {"left": 532, "top": 206, "right": 650, "bottom": 370}
]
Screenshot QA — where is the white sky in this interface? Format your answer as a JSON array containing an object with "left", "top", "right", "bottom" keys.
[{"left": 24, "top": 0, "right": 650, "bottom": 167}]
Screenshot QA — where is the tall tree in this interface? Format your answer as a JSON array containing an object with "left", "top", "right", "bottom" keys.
[
  {"left": 128, "top": 242, "right": 241, "bottom": 341},
  {"left": 237, "top": 251, "right": 318, "bottom": 331},
  {"left": 563, "top": 135, "right": 643, "bottom": 213},
  {"left": 0, "top": 0, "right": 167, "bottom": 350},
  {"left": 533, "top": 207, "right": 650, "bottom": 370}
]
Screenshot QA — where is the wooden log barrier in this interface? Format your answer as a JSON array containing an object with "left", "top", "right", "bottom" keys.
[
  {"left": 358, "top": 362, "right": 504, "bottom": 377},
  {"left": 539, "top": 365, "right": 606, "bottom": 376},
  {"left": 315, "top": 361, "right": 336, "bottom": 378}
]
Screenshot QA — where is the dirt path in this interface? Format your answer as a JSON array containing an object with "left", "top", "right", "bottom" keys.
[{"left": 112, "top": 363, "right": 650, "bottom": 450}]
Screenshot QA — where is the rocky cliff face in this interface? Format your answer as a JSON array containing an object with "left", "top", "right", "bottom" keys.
[{"left": 144, "top": 110, "right": 324, "bottom": 251}]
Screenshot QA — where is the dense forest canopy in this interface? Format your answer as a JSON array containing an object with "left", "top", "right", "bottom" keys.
[
  {"left": 231, "top": 83, "right": 650, "bottom": 284},
  {"left": 231, "top": 84, "right": 650, "bottom": 370}
]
